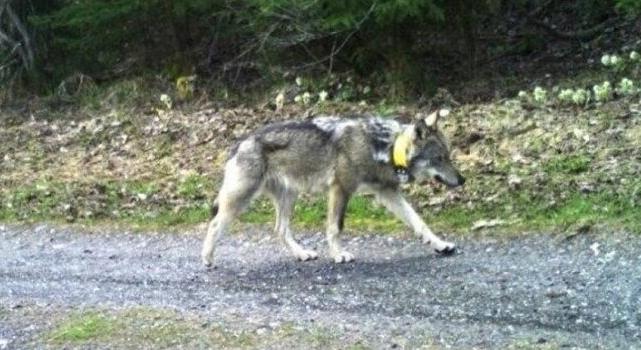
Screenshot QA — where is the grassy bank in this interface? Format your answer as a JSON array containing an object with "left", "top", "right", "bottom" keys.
[
  {"left": 1, "top": 70, "right": 641, "bottom": 235},
  {"left": 1, "top": 174, "right": 639, "bottom": 235}
]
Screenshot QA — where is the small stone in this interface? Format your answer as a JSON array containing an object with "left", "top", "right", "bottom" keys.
[
  {"left": 508, "top": 174, "right": 522, "bottom": 189},
  {"left": 545, "top": 289, "right": 567, "bottom": 298}
]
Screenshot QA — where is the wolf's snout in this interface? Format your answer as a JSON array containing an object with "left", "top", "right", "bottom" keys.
[{"left": 434, "top": 173, "right": 465, "bottom": 188}]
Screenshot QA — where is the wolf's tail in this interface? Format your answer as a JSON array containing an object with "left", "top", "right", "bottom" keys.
[{"left": 210, "top": 199, "right": 219, "bottom": 218}]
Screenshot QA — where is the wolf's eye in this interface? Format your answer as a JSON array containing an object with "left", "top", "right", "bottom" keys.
[{"left": 434, "top": 155, "right": 444, "bottom": 163}]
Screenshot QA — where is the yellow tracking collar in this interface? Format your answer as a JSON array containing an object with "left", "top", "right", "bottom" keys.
[{"left": 392, "top": 131, "right": 412, "bottom": 168}]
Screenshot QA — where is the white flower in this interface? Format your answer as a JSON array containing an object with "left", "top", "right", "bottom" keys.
[
  {"left": 630, "top": 51, "right": 640, "bottom": 61},
  {"left": 571, "top": 89, "right": 590, "bottom": 106},
  {"left": 533, "top": 86, "right": 547, "bottom": 104},
  {"left": 318, "top": 90, "right": 328, "bottom": 102},
  {"left": 593, "top": 81, "right": 612, "bottom": 102},
  {"left": 295, "top": 77, "right": 303, "bottom": 86},
  {"left": 558, "top": 89, "right": 574, "bottom": 103},
  {"left": 363, "top": 86, "right": 371, "bottom": 95},
  {"left": 275, "top": 92, "right": 285, "bottom": 110},
  {"left": 601, "top": 54, "right": 611, "bottom": 66},
  {"left": 160, "top": 94, "right": 172, "bottom": 109},
  {"left": 610, "top": 55, "right": 622, "bottom": 66},
  {"left": 301, "top": 91, "right": 312, "bottom": 105},
  {"left": 616, "top": 78, "right": 635, "bottom": 95},
  {"left": 294, "top": 95, "right": 302, "bottom": 103},
  {"left": 517, "top": 90, "right": 529, "bottom": 100}
]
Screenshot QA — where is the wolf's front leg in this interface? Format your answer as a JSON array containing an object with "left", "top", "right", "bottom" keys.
[
  {"left": 374, "top": 189, "right": 455, "bottom": 254},
  {"left": 271, "top": 189, "right": 318, "bottom": 261},
  {"left": 326, "top": 184, "right": 354, "bottom": 263}
]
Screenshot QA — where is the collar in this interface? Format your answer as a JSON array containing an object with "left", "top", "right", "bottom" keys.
[{"left": 392, "top": 130, "right": 412, "bottom": 168}]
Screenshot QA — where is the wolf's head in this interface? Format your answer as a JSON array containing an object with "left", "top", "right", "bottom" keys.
[{"left": 394, "top": 110, "right": 465, "bottom": 187}]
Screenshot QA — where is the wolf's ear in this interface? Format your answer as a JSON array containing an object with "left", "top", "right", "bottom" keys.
[
  {"left": 424, "top": 109, "right": 449, "bottom": 129},
  {"left": 423, "top": 111, "right": 438, "bottom": 129},
  {"left": 415, "top": 109, "right": 448, "bottom": 139}
]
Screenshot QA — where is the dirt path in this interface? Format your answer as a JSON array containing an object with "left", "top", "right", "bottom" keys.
[{"left": 1, "top": 224, "right": 640, "bottom": 349}]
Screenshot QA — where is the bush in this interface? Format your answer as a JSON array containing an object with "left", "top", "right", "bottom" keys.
[{"left": 615, "top": 0, "right": 641, "bottom": 14}]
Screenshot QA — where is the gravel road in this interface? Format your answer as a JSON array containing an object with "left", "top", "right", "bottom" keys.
[{"left": 1, "top": 224, "right": 640, "bottom": 349}]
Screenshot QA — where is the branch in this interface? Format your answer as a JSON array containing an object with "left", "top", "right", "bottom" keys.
[
  {"left": 292, "top": 2, "right": 376, "bottom": 71},
  {"left": 5, "top": 2, "right": 34, "bottom": 69},
  {"left": 0, "top": 27, "right": 30, "bottom": 72}
]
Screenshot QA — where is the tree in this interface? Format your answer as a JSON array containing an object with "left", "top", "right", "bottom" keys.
[{"left": 0, "top": 0, "right": 36, "bottom": 81}]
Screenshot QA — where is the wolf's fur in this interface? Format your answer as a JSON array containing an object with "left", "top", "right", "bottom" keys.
[{"left": 201, "top": 111, "right": 465, "bottom": 266}]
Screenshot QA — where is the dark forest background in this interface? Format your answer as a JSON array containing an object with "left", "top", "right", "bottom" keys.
[{"left": 1, "top": 0, "right": 640, "bottom": 103}]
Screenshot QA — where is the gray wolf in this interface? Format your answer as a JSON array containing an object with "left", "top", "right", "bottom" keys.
[{"left": 201, "top": 110, "right": 465, "bottom": 266}]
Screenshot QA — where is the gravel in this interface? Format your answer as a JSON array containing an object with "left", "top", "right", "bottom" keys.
[{"left": 1, "top": 223, "right": 640, "bottom": 349}]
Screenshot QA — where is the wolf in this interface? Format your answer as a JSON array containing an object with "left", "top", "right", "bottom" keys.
[{"left": 201, "top": 109, "right": 465, "bottom": 266}]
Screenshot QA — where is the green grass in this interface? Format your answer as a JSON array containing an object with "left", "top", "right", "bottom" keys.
[
  {"left": 177, "top": 173, "right": 208, "bottom": 200},
  {"left": 543, "top": 154, "right": 591, "bottom": 174},
  {"left": 44, "top": 308, "right": 370, "bottom": 349},
  {"left": 48, "top": 312, "right": 114, "bottom": 343},
  {"left": 46, "top": 308, "right": 243, "bottom": 348},
  {"left": 240, "top": 195, "right": 402, "bottom": 233},
  {"left": 1, "top": 172, "right": 640, "bottom": 234}
]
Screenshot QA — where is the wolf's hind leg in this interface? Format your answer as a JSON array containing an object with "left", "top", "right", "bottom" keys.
[
  {"left": 201, "top": 155, "right": 262, "bottom": 267},
  {"left": 267, "top": 184, "right": 318, "bottom": 261},
  {"left": 326, "top": 183, "right": 354, "bottom": 263},
  {"left": 374, "top": 189, "right": 455, "bottom": 254}
]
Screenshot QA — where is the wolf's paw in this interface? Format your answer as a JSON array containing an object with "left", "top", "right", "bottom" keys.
[
  {"left": 294, "top": 249, "right": 319, "bottom": 261},
  {"left": 202, "top": 255, "right": 214, "bottom": 268},
  {"left": 433, "top": 241, "right": 456, "bottom": 255},
  {"left": 331, "top": 251, "right": 355, "bottom": 263}
]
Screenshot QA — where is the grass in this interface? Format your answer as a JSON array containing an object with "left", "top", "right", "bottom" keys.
[
  {"left": 1, "top": 106, "right": 640, "bottom": 236},
  {"left": 46, "top": 308, "right": 246, "bottom": 348},
  {"left": 48, "top": 312, "right": 114, "bottom": 343},
  {"left": 241, "top": 195, "right": 403, "bottom": 233},
  {"left": 1, "top": 174, "right": 640, "bottom": 235},
  {"left": 543, "top": 154, "right": 591, "bottom": 174},
  {"left": 44, "top": 308, "right": 370, "bottom": 349}
]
